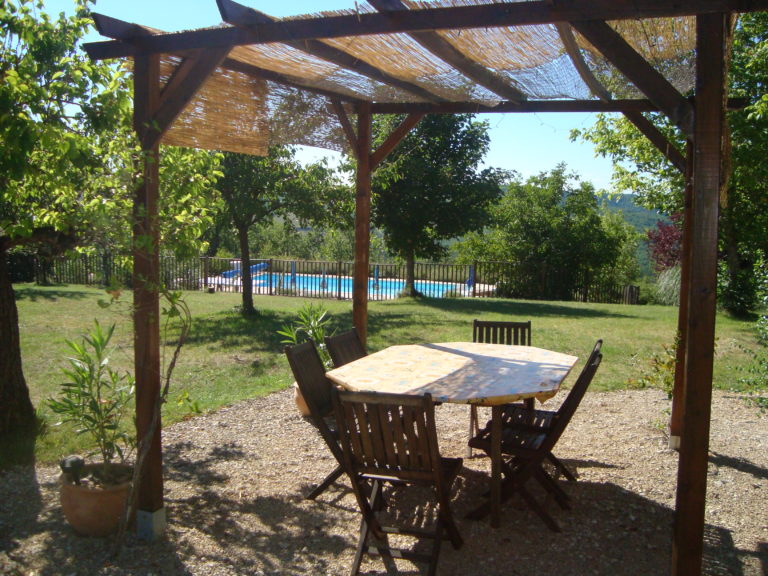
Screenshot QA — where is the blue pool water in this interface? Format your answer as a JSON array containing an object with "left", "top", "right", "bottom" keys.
[{"left": 219, "top": 272, "right": 471, "bottom": 298}]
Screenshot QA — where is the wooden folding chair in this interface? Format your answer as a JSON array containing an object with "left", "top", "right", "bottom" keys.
[
  {"left": 468, "top": 319, "right": 532, "bottom": 456},
  {"left": 332, "top": 389, "right": 463, "bottom": 576},
  {"left": 468, "top": 340, "right": 603, "bottom": 531},
  {"left": 325, "top": 327, "right": 367, "bottom": 368},
  {"left": 284, "top": 341, "right": 345, "bottom": 500},
  {"left": 496, "top": 339, "right": 604, "bottom": 483}
]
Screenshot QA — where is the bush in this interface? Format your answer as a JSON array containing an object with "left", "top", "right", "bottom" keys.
[{"left": 651, "top": 266, "right": 680, "bottom": 306}]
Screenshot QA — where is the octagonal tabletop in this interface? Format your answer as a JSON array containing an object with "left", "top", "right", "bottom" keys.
[{"left": 326, "top": 342, "right": 578, "bottom": 406}]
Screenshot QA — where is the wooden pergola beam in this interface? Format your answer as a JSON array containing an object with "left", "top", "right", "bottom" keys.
[
  {"left": 84, "top": 0, "right": 768, "bottom": 61},
  {"left": 217, "top": 0, "right": 448, "bottom": 103},
  {"left": 570, "top": 20, "right": 694, "bottom": 137},
  {"left": 369, "top": 0, "right": 527, "bottom": 104},
  {"left": 368, "top": 98, "right": 746, "bottom": 115},
  {"left": 93, "top": 13, "right": 364, "bottom": 105}
]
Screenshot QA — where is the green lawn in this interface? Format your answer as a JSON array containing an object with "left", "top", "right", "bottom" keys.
[{"left": 11, "top": 283, "right": 763, "bottom": 465}]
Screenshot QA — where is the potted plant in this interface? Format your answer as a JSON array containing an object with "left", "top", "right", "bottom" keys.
[
  {"left": 48, "top": 320, "right": 135, "bottom": 537},
  {"left": 277, "top": 302, "right": 333, "bottom": 415}
]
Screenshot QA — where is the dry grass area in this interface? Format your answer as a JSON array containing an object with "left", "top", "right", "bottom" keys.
[{"left": 1, "top": 388, "right": 766, "bottom": 576}]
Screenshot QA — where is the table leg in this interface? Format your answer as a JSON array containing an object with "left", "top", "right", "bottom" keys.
[{"left": 491, "top": 405, "right": 502, "bottom": 528}]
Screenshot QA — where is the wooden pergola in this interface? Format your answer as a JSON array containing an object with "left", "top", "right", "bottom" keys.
[{"left": 84, "top": 1, "right": 768, "bottom": 573}]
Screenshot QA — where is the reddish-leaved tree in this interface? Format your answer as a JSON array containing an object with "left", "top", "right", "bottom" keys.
[{"left": 647, "top": 214, "right": 682, "bottom": 273}]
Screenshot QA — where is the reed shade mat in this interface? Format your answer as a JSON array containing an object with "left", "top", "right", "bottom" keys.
[{"left": 103, "top": 0, "right": 699, "bottom": 157}]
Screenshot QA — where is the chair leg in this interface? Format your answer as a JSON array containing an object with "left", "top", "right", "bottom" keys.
[
  {"left": 534, "top": 466, "right": 571, "bottom": 510},
  {"left": 306, "top": 464, "right": 345, "bottom": 500},
  {"left": 518, "top": 484, "right": 561, "bottom": 532},
  {"left": 548, "top": 454, "right": 577, "bottom": 482}
]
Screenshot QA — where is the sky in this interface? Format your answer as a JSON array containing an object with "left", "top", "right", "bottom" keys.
[{"left": 43, "top": 0, "right": 618, "bottom": 189}]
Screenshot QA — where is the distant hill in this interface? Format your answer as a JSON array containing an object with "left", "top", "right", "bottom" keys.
[
  {"left": 601, "top": 194, "right": 669, "bottom": 278},
  {"left": 602, "top": 193, "right": 669, "bottom": 233}
]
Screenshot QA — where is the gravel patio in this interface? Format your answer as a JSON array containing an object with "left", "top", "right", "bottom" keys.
[{"left": 1, "top": 388, "right": 765, "bottom": 575}]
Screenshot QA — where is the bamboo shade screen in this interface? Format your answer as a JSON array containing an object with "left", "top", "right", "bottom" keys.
[{"left": 141, "top": 1, "right": 697, "bottom": 155}]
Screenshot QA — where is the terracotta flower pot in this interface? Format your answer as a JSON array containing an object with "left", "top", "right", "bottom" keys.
[
  {"left": 60, "top": 464, "right": 132, "bottom": 537},
  {"left": 293, "top": 382, "right": 311, "bottom": 416}
]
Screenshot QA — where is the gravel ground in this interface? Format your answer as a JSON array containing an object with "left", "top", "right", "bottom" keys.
[{"left": 1, "top": 388, "right": 766, "bottom": 576}]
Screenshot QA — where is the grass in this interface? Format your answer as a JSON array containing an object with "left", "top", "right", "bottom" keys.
[{"left": 8, "top": 282, "right": 765, "bottom": 467}]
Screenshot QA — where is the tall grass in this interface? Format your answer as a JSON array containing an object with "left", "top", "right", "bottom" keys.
[{"left": 9, "top": 283, "right": 763, "bottom": 466}]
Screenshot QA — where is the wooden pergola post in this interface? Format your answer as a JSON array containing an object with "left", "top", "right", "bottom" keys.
[
  {"left": 132, "top": 52, "right": 165, "bottom": 539},
  {"left": 672, "top": 12, "right": 730, "bottom": 575},
  {"left": 669, "top": 142, "right": 694, "bottom": 449},
  {"left": 353, "top": 102, "right": 373, "bottom": 346}
]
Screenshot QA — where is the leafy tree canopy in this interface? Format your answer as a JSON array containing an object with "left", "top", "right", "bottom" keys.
[
  {"left": 455, "top": 164, "right": 639, "bottom": 299},
  {"left": 371, "top": 114, "right": 507, "bottom": 294}
]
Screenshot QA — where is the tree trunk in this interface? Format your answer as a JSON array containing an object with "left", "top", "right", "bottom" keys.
[
  {"left": 237, "top": 227, "right": 255, "bottom": 315},
  {"left": 0, "top": 251, "right": 36, "bottom": 435},
  {"left": 401, "top": 250, "right": 422, "bottom": 297}
]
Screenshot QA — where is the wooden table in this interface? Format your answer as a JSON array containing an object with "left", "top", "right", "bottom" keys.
[{"left": 326, "top": 342, "right": 578, "bottom": 527}]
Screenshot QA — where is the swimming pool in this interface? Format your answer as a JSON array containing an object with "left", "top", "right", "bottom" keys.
[{"left": 210, "top": 271, "right": 476, "bottom": 299}]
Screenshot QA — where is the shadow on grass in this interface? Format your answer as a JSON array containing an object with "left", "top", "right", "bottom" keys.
[
  {"left": 185, "top": 308, "right": 298, "bottom": 354},
  {"left": 411, "top": 296, "right": 639, "bottom": 320},
  {"left": 14, "top": 284, "right": 96, "bottom": 303}
]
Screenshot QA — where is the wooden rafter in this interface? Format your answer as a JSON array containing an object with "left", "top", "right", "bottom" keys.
[
  {"left": 368, "top": 0, "right": 527, "bottom": 104},
  {"left": 370, "top": 113, "right": 424, "bottom": 169},
  {"left": 217, "top": 0, "right": 447, "bottom": 103},
  {"left": 555, "top": 22, "right": 686, "bottom": 172},
  {"left": 84, "top": 0, "right": 768, "bottom": 61},
  {"left": 570, "top": 20, "right": 694, "bottom": 137},
  {"left": 144, "top": 47, "right": 230, "bottom": 149},
  {"left": 331, "top": 99, "right": 358, "bottom": 151}
]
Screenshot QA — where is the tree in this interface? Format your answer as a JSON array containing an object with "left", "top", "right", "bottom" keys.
[
  {"left": 647, "top": 215, "right": 683, "bottom": 273},
  {"left": 455, "top": 164, "right": 636, "bottom": 299},
  {"left": 217, "top": 147, "right": 339, "bottom": 314},
  {"left": 371, "top": 114, "right": 506, "bottom": 295},
  {"left": 1, "top": 0, "right": 130, "bottom": 435},
  {"left": 0, "top": 0, "right": 223, "bottom": 437},
  {"left": 574, "top": 14, "right": 768, "bottom": 315}
]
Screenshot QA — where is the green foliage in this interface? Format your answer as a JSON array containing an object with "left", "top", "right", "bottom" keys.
[
  {"left": 47, "top": 321, "right": 135, "bottom": 466},
  {"left": 737, "top": 275, "right": 768, "bottom": 409},
  {"left": 629, "top": 339, "right": 678, "bottom": 398},
  {"left": 455, "top": 164, "right": 638, "bottom": 298},
  {"left": 276, "top": 302, "right": 334, "bottom": 366}
]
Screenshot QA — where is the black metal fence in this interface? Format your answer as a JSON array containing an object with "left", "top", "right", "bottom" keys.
[{"left": 10, "top": 254, "right": 640, "bottom": 305}]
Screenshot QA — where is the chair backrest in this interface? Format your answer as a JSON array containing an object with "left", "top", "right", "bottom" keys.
[
  {"left": 546, "top": 339, "right": 603, "bottom": 448},
  {"left": 332, "top": 390, "right": 444, "bottom": 487},
  {"left": 325, "top": 328, "right": 367, "bottom": 368},
  {"left": 473, "top": 319, "right": 532, "bottom": 346},
  {"left": 285, "top": 341, "right": 335, "bottom": 420}
]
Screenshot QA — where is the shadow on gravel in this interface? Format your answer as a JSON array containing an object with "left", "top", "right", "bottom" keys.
[{"left": 709, "top": 451, "right": 768, "bottom": 481}]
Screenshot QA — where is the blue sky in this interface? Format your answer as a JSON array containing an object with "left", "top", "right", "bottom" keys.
[{"left": 43, "top": 0, "right": 618, "bottom": 189}]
